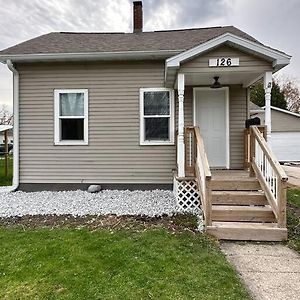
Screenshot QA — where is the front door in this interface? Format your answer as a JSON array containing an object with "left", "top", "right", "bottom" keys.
[{"left": 194, "top": 88, "right": 229, "bottom": 168}]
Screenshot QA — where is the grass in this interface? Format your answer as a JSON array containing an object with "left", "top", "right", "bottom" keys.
[
  {"left": 287, "top": 188, "right": 300, "bottom": 252},
  {"left": 0, "top": 225, "right": 251, "bottom": 300},
  {"left": 0, "top": 155, "right": 13, "bottom": 186}
]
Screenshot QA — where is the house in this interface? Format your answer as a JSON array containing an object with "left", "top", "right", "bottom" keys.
[
  {"left": 250, "top": 102, "right": 300, "bottom": 162},
  {"left": 0, "top": 126, "right": 13, "bottom": 145},
  {"left": 0, "top": 1, "right": 292, "bottom": 241}
]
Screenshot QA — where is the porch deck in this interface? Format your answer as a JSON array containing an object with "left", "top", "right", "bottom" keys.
[{"left": 211, "top": 169, "right": 250, "bottom": 179}]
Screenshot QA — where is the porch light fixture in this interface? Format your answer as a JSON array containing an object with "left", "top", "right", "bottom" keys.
[{"left": 211, "top": 76, "right": 222, "bottom": 89}]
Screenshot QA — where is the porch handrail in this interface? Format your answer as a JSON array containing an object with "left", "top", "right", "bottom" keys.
[
  {"left": 250, "top": 125, "right": 288, "bottom": 227},
  {"left": 244, "top": 125, "right": 267, "bottom": 169},
  {"left": 194, "top": 127, "right": 212, "bottom": 226}
]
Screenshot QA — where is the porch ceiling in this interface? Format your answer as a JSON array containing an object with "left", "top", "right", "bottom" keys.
[{"left": 183, "top": 71, "right": 263, "bottom": 87}]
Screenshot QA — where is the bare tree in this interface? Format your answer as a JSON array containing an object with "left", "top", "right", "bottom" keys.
[
  {"left": 0, "top": 105, "right": 13, "bottom": 125},
  {"left": 275, "top": 75, "right": 300, "bottom": 113}
]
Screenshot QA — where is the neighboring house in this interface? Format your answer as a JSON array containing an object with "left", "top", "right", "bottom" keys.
[
  {"left": 0, "top": 2, "right": 292, "bottom": 241},
  {"left": 1, "top": 127, "right": 13, "bottom": 144},
  {"left": 250, "top": 102, "right": 300, "bottom": 162}
]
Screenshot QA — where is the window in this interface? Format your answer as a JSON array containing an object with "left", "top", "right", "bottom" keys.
[
  {"left": 54, "top": 89, "right": 88, "bottom": 145},
  {"left": 140, "top": 88, "right": 174, "bottom": 145}
]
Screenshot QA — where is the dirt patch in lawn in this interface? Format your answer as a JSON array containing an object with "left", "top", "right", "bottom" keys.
[
  {"left": 0, "top": 213, "right": 199, "bottom": 233},
  {"left": 288, "top": 202, "right": 300, "bottom": 219}
]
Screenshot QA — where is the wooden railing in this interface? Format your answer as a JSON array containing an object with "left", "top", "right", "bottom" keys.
[
  {"left": 249, "top": 126, "right": 288, "bottom": 227},
  {"left": 244, "top": 125, "right": 267, "bottom": 169},
  {"left": 193, "top": 127, "right": 212, "bottom": 226}
]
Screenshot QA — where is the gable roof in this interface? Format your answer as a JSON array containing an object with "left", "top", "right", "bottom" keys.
[
  {"left": 0, "top": 125, "right": 13, "bottom": 133},
  {"left": 250, "top": 102, "right": 300, "bottom": 119},
  {"left": 0, "top": 26, "right": 286, "bottom": 62}
]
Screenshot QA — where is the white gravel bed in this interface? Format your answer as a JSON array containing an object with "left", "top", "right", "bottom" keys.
[{"left": 0, "top": 189, "right": 177, "bottom": 218}]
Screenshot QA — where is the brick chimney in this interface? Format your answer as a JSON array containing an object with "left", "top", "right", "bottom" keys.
[{"left": 133, "top": 1, "right": 143, "bottom": 33}]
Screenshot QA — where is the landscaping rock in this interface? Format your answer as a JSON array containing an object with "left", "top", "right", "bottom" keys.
[
  {"left": 87, "top": 185, "right": 102, "bottom": 193},
  {"left": 0, "top": 189, "right": 177, "bottom": 217}
]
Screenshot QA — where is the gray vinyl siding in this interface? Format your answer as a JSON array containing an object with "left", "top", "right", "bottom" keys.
[
  {"left": 18, "top": 61, "right": 176, "bottom": 184},
  {"left": 229, "top": 85, "right": 247, "bottom": 168},
  {"left": 180, "top": 45, "right": 272, "bottom": 73},
  {"left": 177, "top": 85, "right": 247, "bottom": 169},
  {"left": 18, "top": 59, "right": 248, "bottom": 185},
  {"left": 252, "top": 110, "right": 300, "bottom": 132}
]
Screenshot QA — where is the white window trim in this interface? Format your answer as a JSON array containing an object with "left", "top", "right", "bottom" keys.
[
  {"left": 54, "top": 89, "right": 89, "bottom": 146},
  {"left": 139, "top": 87, "right": 175, "bottom": 146}
]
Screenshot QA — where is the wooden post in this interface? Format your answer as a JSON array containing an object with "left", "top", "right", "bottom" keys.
[
  {"left": 277, "top": 180, "right": 287, "bottom": 228},
  {"left": 244, "top": 128, "right": 250, "bottom": 170},
  {"left": 4, "top": 130, "right": 8, "bottom": 177},
  {"left": 249, "top": 127, "right": 256, "bottom": 177},
  {"left": 205, "top": 179, "right": 212, "bottom": 226}
]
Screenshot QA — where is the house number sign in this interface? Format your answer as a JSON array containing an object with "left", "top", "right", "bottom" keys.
[{"left": 209, "top": 57, "right": 239, "bottom": 67}]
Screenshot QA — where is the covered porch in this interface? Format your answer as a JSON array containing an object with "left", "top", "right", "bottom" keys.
[{"left": 165, "top": 34, "right": 291, "bottom": 240}]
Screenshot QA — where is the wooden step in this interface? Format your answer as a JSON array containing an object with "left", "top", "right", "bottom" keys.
[
  {"left": 211, "top": 205, "right": 276, "bottom": 222},
  {"left": 211, "top": 177, "right": 260, "bottom": 191},
  {"left": 211, "top": 191, "right": 268, "bottom": 206},
  {"left": 207, "top": 222, "right": 287, "bottom": 241}
]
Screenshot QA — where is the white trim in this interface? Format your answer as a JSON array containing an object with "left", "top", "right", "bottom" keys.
[
  {"left": 251, "top": 105, "right": 300, "bottom": 119},
  {"left": 139, "top": 88, "right": 175, "bottom": 146},
  {"left": 54, "top": 89, "right": 89, "bottom": 146},
  {"left": 193, "top": 87, "right": 230, "bottom": 169},
  {"left": 166, "top": 33, "right": 291, "bottom": 69},
  {"left": 6, "top": 60, "right": 19, "bottom": 192},
  {"left": 0, "top": 49, "right": 181, "bottom": 63},
  {"left": 177, "top": 73, "right": 185, "bottom": 177},
  {"left": 262, "top": 105, "right": 300, "bottom": 118}
]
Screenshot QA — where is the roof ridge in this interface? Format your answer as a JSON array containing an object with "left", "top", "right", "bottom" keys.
[
  {"left": 56, "top": 26, "right": 235, "bottom": 35},
  {"left": 58, "top": 31, "right": 127, "bottom": 35},
  {"left": 153, "top": 25, "right": 234, "bottom": 33}
]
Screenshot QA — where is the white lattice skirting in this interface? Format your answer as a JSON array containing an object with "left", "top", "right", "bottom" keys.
[{"left": 173, "top": 178, "right": 201, "bottom": 213}]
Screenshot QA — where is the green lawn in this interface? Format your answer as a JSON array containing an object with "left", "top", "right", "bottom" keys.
[
  {"left": 0, "top": 155, "right": 13, "bottom": 186},
  {"left": 0, "top": 223, "right": 251, "bottom": 300},
  {"left": 287, "top": 188, "right": 300, "bottom": 252}
]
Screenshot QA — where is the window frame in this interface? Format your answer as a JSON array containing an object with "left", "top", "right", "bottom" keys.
[
  {"left": 139, "top": 87, "right": 175, "bottom": 146},
  {"left": 54, "top": 89, "right": 89, "bottom": 146}
]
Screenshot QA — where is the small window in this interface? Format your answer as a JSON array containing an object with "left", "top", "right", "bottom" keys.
[
  {"left": 140, "top": 88, "right": 174, "bottom": 145},
  {"left": 54, "top": 89, "right": 88, "bottom": 145}
]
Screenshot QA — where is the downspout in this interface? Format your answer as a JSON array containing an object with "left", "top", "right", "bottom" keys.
[{"left": 6, "top": 60, "right": 19, "bottom": 191}]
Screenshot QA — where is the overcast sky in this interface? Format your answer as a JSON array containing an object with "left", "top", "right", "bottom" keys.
[{"left": 0, "top": 0, "right": 299, "bottom": 110}]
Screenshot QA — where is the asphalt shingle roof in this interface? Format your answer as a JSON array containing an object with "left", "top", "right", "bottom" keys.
[{"left": 0, "top": 26, "right": 261, "bottom": 55}]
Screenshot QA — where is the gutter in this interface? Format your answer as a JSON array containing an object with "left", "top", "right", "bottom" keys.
[
  {"left": 6, "top": 60, "right": 19, "bottom": 192},
  {"left": 0, "top": 49, "right": 182, "bottom": 63}
]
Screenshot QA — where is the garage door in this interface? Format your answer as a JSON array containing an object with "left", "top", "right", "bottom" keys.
[{"left": 271, "top": 132, "right": 300, "bottom": 162}]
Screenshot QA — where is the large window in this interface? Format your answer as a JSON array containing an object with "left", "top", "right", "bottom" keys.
[
  {"left": 140, "top": 88, "right": 174, "bottom": 145},
  {"left": 54, "top": 89, "right": 88, "bottom": 145}
]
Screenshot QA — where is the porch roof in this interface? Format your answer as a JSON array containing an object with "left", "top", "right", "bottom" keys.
[{"left": 165, "top": 33, "right": 291, "bottom": 88}]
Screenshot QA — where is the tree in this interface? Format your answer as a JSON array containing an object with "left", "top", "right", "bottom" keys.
[
  {"left": 250, "top": 80, "right": 287, "bottom": 109},
  {"left": 0, "top": 105, "right": 13, "bottom": 125},
  {"left": 277, "top": 76, "right": 300, "bottom": 113}
]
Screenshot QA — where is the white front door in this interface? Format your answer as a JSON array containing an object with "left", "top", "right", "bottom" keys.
[{"left": 194, "top": 88, "right": 229, "bottom": 168}]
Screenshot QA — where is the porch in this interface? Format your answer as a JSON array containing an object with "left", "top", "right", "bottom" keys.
[
  {"left": 174, "top": 125, "right": 288, "bottom": 241},
  {"left": 166, "top": 38, "right": 290, "bottom": 241}
]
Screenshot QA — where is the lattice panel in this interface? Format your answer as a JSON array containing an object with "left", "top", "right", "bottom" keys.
[{"left": 174, "top": 179, "right": 201, "bottom": 213}]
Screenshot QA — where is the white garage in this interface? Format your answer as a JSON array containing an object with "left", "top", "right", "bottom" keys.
[
  {"left": 271, "top": 132, "right": 300, "bottom": 162},
  {"left": 250, "top": 104, "right": 300, "bottom": 162}
]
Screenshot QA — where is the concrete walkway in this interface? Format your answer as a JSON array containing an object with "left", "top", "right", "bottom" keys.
[
  {"left": 221, "top": 243, "right": 300, "bottom": 300},
  {"left": 283, "top": 165, "right": 300, "bottom": 188}
]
